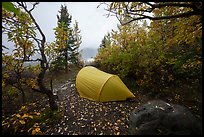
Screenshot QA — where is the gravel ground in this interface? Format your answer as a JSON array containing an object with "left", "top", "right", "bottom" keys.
[{"left": 43, "top": 80, "right": 147, "bottom": 135}]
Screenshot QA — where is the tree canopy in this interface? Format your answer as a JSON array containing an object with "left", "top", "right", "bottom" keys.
[
  {"left": 95, "top": 2, "right": 202, "bottom": 91},
  {"left": 101, "top": 2, "right": 202, "bottom": 25},
  {"left": 50, "top": 5, "right": 82, "bottom": 73}
]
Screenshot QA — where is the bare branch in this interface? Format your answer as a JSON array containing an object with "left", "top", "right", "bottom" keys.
[
  {"left": 29, "top": 2, "right": 39, "bottom": 13},
  {"left": 17, "top": 2, "right": 46, "bottom": 44},
  {"left": 144, "top": 2, "right": 153, "bottom": 7},
  {"left": 121, "top": 10, "right": 198, "bottom": 25},
  {"left": 14, "top": 58, "right": 41, "bottom": 62},
  {"left": 152, "top": 2, "right": 196, "bottom": 9},
  {"left": 105, "top": 2, "right": 202, "bottom": 26}
]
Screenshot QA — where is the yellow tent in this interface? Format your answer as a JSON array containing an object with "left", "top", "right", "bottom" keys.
[{"left": 76, "top": 66, "right": 135, "bottom": 102}]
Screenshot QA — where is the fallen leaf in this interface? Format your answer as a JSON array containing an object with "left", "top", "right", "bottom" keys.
[
  {"left": 32, "top": 130, "right": 36, "bottom": 135},
  {"left": 35, "top": 127, "right": 40, "bottom": 132},
  {"left": 22, "top": 114, "right": 29, "bottom": 118},
  {"left": 29, "top": 115, "right": 33, "bottom": 119},
  {"left": 115, "top": 126, "right": 119, "bottom": 131},
  {"left": 16, "top": 114, "right": 21, "bottom": 118},
  {"left": 36, "top": 112, "right": 40, "bottom": 116},
  {"left": 19, "top": 120, "right": 25, "bottom": 125}
]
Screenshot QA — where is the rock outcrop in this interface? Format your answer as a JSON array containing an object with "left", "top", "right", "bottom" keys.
[{"left": 129, "top": 100, "right": 202, "bottom": 135}]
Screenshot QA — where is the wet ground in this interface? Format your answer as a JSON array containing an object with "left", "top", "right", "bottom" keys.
[
  {"left": 41, "top": 68, "right": 202, "bottom": 135},
  {"left": 44, "top": 79, "right": 147, "bottom": 135}
]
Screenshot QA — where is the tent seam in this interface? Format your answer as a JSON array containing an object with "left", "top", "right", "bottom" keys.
[{"left": 98, "top": 75, "right": 116, "bottom": 101}]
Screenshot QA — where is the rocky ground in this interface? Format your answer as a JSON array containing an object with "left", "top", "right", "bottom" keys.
[
  {"left": 39, "top": 67, "right": 202, "bottom": 135},
  {"left": 43, "top": 78, "right": 148, "bottom": 135}
]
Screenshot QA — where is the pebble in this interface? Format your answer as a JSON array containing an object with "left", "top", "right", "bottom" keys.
[{"left": 43, "top": 79, "right": 141, "bottom": 135}]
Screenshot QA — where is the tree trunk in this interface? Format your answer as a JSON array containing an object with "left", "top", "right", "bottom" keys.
[
  {"left": 37, "top": 68, "right": 58, "bottom": 111},
  {"left": 46, "top": 89, "right": 58, "bottom": 111},
  {"left": 32, "top": 87, "right": 58, "bottom": 111},
  {"left": 21, "top": 89, "right": 26, "bottom": 105},
  {"left": 20, "top": 2, "right": 59, "bottom": 111},
  {"left": 17, "top": 73, "right": 26, "bottom": 105},
  {"left": 65, "top": 50, "right": 68, "bottom": 73}
]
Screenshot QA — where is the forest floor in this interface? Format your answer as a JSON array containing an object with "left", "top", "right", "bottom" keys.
[
  {"left": 2, "top": 65, "right": 202, "bottom": 135},
  {"left": 42, "top": 66, "right": 149, "bottom": 135},
  {"left": 42, "top": 66, "right": 202, "bottom": 135}
]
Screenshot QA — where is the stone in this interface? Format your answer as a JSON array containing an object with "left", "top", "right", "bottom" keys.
[
  {"left": 129, "top": 100, "right": 202, "bottom": 135},
  {"left": 40, "top": 123, "right": 47, "bottom": 132}
]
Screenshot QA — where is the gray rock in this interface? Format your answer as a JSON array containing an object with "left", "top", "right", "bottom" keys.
[
  {"left": 40, "top": 123, "right": 47, "bottom": 132},
  {"left": 129, "top": 100, "right": 202, "bottom": 135}
]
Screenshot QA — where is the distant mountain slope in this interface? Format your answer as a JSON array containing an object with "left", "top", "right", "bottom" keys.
[
  {"left": 2, "top": 47, "right": 98, "bottom": 67},
  {"left": 80, "top": 47, "right": 98, "bottom": 60}
]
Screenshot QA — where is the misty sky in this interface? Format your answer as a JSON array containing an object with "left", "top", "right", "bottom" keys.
[{"left": 2, "top": 2, "right": 120, "bottom": 54}]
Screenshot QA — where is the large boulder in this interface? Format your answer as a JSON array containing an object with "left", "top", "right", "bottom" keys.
[{"left": 129, "top": 100, "right": 202, "bottom": 135}]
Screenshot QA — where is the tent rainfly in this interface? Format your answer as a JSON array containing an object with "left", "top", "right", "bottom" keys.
[{"left": 76, "top": 66, "right": 135, "bottom": 102}]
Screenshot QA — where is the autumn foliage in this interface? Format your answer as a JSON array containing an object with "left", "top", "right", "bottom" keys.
[
  {"left": 95, "top": 3, "right": 202, "bottom": 92},
  {"left": 2, "top": 2, "right": 202, "bottom": 135}
]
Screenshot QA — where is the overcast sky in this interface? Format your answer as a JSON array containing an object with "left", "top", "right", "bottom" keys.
[{"left": 2, "top": 2, "right": 120, "bottom": 54}]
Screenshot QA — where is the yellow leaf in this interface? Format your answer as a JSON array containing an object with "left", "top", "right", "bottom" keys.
[
  {"left": 3, "top": 73, "right": 9, "bottom": 79},
  {"left": 21, "top": 106, "right": 26, "bottom": 110},
  {"left": 32, "top": 130, "right": 36, "bottom": 135},
  {"left": 35, "top": 127, "right": 41, "bottom": 132},
  {"left": 2, "top": 80, "right": 5, "bottom": 87},
  {"left": 36, "top": 112, "right": 40, "bottom": 116},
  {"left": 22, "top": 114, "right": 29, "bottom": 118},
  {"left": 19, "top": 120, "right": 26, "bottom": 125},
  {"left": 28, "top": 127, "right": 33, "bottom": 133},
  {"left": 16, "top": 114, "right": 21, "bottom": 118},
  {"left": 13, "top": 120, "right": 17, "bottom": 125},
  {"left": 29, "top": 115, "right": 33, "bottom": 119}
]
